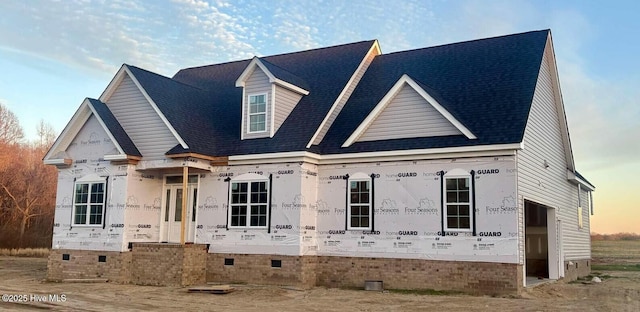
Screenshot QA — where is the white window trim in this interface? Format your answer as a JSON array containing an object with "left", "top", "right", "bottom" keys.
[
  {"left": 247, "top": 93, "right": 268, "bottom": 134},
  {"left": 347, "top": 172, "right": 372, "bottom": 231},
  {"left": 228, "top": 174, "right": 269, "bottom": 229},
  {"left": 72, "top": 175, "right": 107, "bottom": 227},
  {"left": 443, "top": 169, "right": 473, "bottom": 232}
]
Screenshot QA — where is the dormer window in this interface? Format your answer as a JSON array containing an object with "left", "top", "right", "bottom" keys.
[
  {"left": 236, "top": 57, "right": 309, "bottom": 140},
  {"left": 248, "top": 94, "right": 267, "bottom": 133}
]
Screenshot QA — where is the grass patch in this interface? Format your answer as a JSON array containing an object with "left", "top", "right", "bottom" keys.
[
  {"left": 589, "top": 272, "right": 614, "bottom": 278},
  {"left": 591, "top": 264, "right": 640, "bottom": 271},
  {"left": 387, "top": 288, "right": 462, "bottom": 296},
  {"left": 569, "top": 271, "right": 626, "bottom": 284},
  {"left": 0, "top": 248, "right": 50, "bottom": 258}
]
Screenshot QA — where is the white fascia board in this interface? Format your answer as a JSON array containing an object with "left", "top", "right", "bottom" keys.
[
  {"left": 273, "top": 79, "right": 309, "bottom": 95},
  {"left": 406, "top": 76, "right": 477, "bottom": 139},
  {"left": 86, "top": 101, "right": 126, "bottom": 156},
  {"left": 98, "top": 65, "right": 127, "bottom": 103},
  {"left": 228, "top": 143, "right": 522, "bottom": 165},
  {"left": 229, "top": 151, "right": 321, "bottom": 165},
  {"left": 307, "top": 40, "right": 381, "bottom": 148},
  {"left": 240, "top": 86, "right": 246, "bottom": 140},
  {"left": 235, "top": 57, "right": 265, "bottom": 87},
  {"left": 546, "top": 33, "right": 575, "bottom": 171},
  {"left": 321, "top": 143, "right": 521, "bottom": 163},
  {"left": 43, "top": 158, "right": 71, "bottom": 166},
  {"left": 236, "top": 57, "right": 309, "bottom": 95},
  {"left": 270, "top": 84, "right": 276, "bottom": 138},
  {"left": 103, "top": 154, "right": 128, "bottom": 161},
  {"left": 43, "top": 99, "right": 93, "bottom": 161},
  {"left": 342, "top": 74, "right": 476, "bottom": 148},
  {"left": 122, "top": 66, "right": 189, "bottom": 149},
  {"left": 566, "top": 170, "right": 595, "bottom": 191}
]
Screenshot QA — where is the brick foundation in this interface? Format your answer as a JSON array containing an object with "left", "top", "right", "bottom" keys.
[
  {"left": 206, "top": 253, "right": 317, "bottom": 289},
  {"left": 131, "top": 243, "right": 207, "bottom": 286},
  {"left": 48, "top": 244, "right": 208, "bottom": 287},
  {"left": 47, "top": 249, "right": 132, "bottom": 283},
  {"left": 315, "top": 256, "right": 522, "bottom": 295},
  {"left": 205, "top": 254, "right": 522, "bottom": 295},
  {"left": 563, "top": 259, "right": 591, "bottom": 281},
  {"left": 48, "top": 249, "right": 525, "bottom": 294}
]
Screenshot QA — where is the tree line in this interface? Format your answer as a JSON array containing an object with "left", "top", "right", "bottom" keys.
[
  {"left": 591, "top": 232, "right": 640, "bottom": 241},
  {"left": 0, "top": 103, "right": 57, "bottom": 249}
]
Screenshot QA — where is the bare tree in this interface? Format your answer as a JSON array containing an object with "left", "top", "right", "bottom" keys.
[
  {"left": 0, "top": 103, "right": 24, "bottom": 145},
  {"left": 35, "top": 120, "right": 57, "bottom": 148},
  {"left": 0, "top": 107, "right": 57, "bottom": 248}
]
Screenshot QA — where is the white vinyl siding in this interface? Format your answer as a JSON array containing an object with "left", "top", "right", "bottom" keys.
[
  {"left": 274, "top": 85, "right": 303, "bottom": 133},
  {"left": 105, "top": 74, "right": 179, "bottom": 160},
  {"left": 358, "top": 84, "right": 462, "bottom": 142},
  {"left": 312, "top": 50, "right": 377, "bottom": 145},
  {"left": 243, "top": 68, "right": 271, "bottom": 139},
  {"left": 517, "top": 43, "right": 590, "bottom": 261}
]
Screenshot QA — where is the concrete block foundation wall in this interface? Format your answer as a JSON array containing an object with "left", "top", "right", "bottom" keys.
[
  {"left": 563, "top": 259, "right": 591, "bottom": 281},
  {"left": 47, "top": 249, "right": 132, "bottom": 283}
]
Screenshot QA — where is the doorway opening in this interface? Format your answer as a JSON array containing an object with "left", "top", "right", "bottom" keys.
[
  {"left": 161, "top": 175, "right": 198, "bottom": 243},
  {"left": 525, "top": 200, "right": 549, "bottom": 280}
]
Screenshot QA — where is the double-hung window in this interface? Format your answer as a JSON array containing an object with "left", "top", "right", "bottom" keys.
[
  {"left": 348, "top": 173, "right": 372, "bottom": 230},
  {"left": 230, "top": 179, "right": 268, "bottom": 228},
  {"left": 73, "top": 177, "right": 106, "bottom": 226},
  {"left": 248, "top": 94, "right": 267, "bottom": 133},
  {"left": 443, "top": 169, "right": 473, "bottom": 231}
]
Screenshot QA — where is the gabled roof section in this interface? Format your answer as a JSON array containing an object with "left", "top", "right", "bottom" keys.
[
  {"left": 124, "top": 65, "right": 222, "bottom": 154},
  {"left": 235, "top": 57, "right": 310, "bottom": 95},
  {"left": 318, "top": 30, "right": 549, "bottom": 155},
  {"left": 86, "top": 99, "right": 141, "bottom": 157},
  {"left": 307, "top": 40, "right": 381, "bottom": 148},
  {"left": 99, "top": 65, "right": 189, "bottom": 150},
  {"left": 342, "top": 74, "right": 476, "bottom": 147},
  {"left": 43, "top": 98, "right": 141, "bottom": 165}
]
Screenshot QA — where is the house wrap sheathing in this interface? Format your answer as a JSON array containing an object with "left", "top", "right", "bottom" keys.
[{"left": 44, "top": 30, "right": 595, "bottom": 294}]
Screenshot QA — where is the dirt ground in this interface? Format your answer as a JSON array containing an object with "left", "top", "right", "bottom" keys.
[{"left": 0, "top": 256, "right": 638, "bottom": 312}]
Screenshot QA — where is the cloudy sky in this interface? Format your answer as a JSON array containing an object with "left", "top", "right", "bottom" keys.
[{"left": 0, "top": 0, "right": 637, "bottom": 234}]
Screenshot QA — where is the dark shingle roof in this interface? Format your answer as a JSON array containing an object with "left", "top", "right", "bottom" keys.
[
  {"left": 125, "top": 65, "right": 217, "bottom": 154},
  {"left": 119, "top": 31, "right": 550, "bottom": 157},
  {"left": 169, "top": 40, "right": 377, "bottom": 156},
  {"left": 259, "top": 58, "right": 310, "bottom": 91},
  {"left": 318, "top": 30, "right": 549, "bottom": 154},
  {"left": 87, "top": 98, "right": 141, "bottom": 157}
]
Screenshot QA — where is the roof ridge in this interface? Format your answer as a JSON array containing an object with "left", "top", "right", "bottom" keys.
[
  {"left": 381, "top": 29, "right": 549, "bottom": 56},
  {"left": 262, "top": 39, "right": 377, "bottom": 59},
  {"left": 125, "top": 64, "right": 205, "bottom": 91},
  {"left": 175, "top": 40, "right": 377, "bottom": 73}
]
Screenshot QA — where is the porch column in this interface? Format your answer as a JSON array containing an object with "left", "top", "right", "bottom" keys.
[{"left": 180, "top": 165, "right": 188, "bottom": 244}]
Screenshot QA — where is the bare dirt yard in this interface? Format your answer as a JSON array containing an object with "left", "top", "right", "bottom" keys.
[{"left": 1, "top": 241, "right": 639, "bottom": 312}]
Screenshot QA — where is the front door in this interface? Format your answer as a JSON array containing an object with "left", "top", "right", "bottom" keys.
[{"left": 161, "top": 175, "right": 198, "bottom": 243}]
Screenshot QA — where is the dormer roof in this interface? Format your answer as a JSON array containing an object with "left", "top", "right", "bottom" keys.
[{"left": 235, "top": 56, "right": 310, "bottom": 95}]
